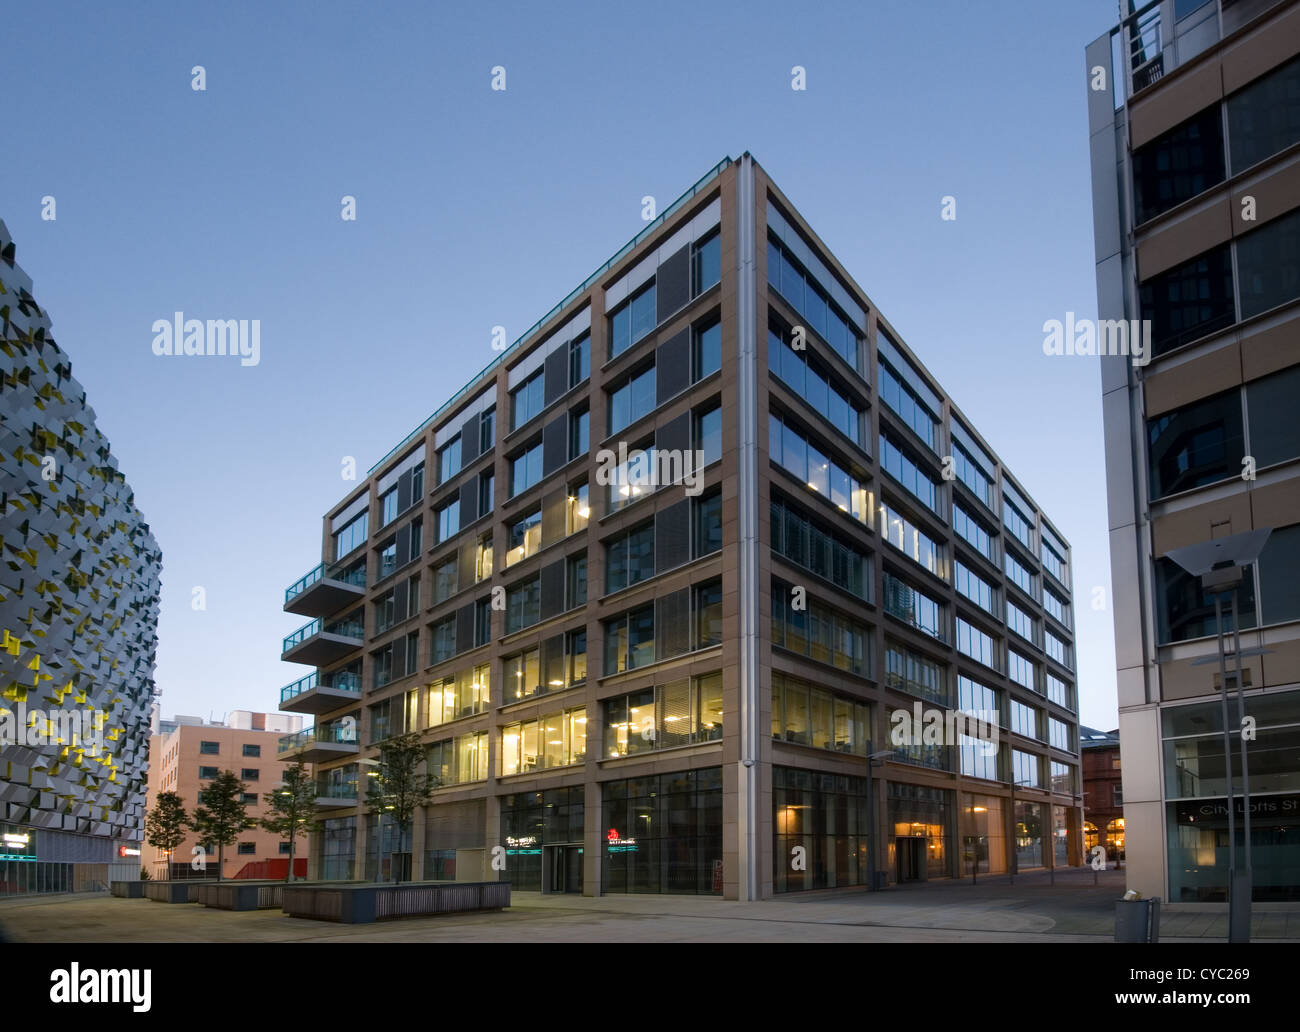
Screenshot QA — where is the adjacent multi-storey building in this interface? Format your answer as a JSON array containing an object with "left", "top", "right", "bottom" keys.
[
  {"left": 1081, "top": 726, "right": 1124, "bottom": 863},
  {"left": 278, "top": 154, "right": 1082, "bottom": 898},
  {"left": 144, "top": 710, "right": 308, "bottom": 879},
  {"left": 1088, "top": 0, "right": 1300, "bottom": 903},
  {"left": 0, "top": 219, "right": 163, "bottom": 896}
]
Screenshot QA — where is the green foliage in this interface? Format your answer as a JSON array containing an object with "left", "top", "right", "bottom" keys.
[
  {"left": 189, "top": 770, "right": 256, "bottom": 881},
  {"left": 261, "top": 758, "right": 316, "bottom": 881},
  {"left": 144, "top": 790, "right": 189, "bottom": 861},
  {"left": 364, "top": 732, "right": 437, "bottom": 884}
]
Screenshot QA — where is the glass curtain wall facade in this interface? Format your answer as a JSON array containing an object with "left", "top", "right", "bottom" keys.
[{"left": 279, "top": 155, "right": 1080, "bottom": 898}]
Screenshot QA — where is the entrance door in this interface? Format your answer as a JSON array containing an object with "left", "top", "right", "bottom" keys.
[
  {"left": 896, "top": 837, "right": 926, "bottom": 882},
  {"left": 546, "top": 845, "right": 584, "bottom": 894},
  {"left": 564, "top": 846, "right": 584, "bottom": 894}
]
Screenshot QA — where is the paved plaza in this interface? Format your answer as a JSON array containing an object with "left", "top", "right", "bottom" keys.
[{"left": 2, "top": 868, "right": 1297, "bottom": 943}]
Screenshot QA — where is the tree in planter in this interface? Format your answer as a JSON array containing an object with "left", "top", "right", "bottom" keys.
[
  {"left": 261, "top": 757, "right": 316, "bottom": 882},
  {"left": 364, "top": 732, "right": 437, "bottom": 884},
  {"left": 189, "top": 771, "right": 256, "bottom": 881},
  {"left": 144, "top": 791, "right": 188, "bottom": 880}
]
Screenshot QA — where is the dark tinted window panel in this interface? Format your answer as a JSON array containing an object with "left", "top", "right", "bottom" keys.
[
  {"left": 655, "top": 410, "right": 690, "bottom": 459},
  {"left": 1131, "top": 105, "right": 1225, "bottom": 225},
  {"left": 541, "top": 634, "right": 565, "bottom": 689},
  {"left": 541, "top": 487, "right": 567, "bottom": 546},
  {"left": 656, "top": 328, "right": 691, "bottom": 404},
  {"left": 542, "top": 413, "right": 568, "bottom": 477},
  {"left": 544, "top": 347, "right": 569, "bottom": 407},
  {"left": 1228, "top": 56, "right": 1300, "bottom": 173},
  {"left": 656, "top": 588, "right": 691, "bottom": 659},
  {"left": 1146, "top": 387, "right": 1243, "bottom": 498},
  {"left": 1246, "top": 365, "right": 1300, "bottom": 468},
  {"left": 394, "top": 524, "right": 411, "bottom": 571},
  {"left": 456, "top": 604, "right": 475, "bottom": 654},
  {"left": 1139, "top": 244, "right": 1234, "bottom": 356},
  {"left": 459, "top": 481, "right": 477, "bottom": 530},
  {"left": 393, "top": 579, "right": 409, "bottom": 622},
  {"left": 656, "top": 246, "right": 690, "bottom": 324},
  {"left": 1236, "top": 208, "right": 1300, "bottom": 320},
  {"left": 458, "top": 540, "right": 476, "bottom": 590},
  {"left": 1155, "top": 557, "right": 1256, "bottom": 643},
  {"left": 1259, "top": 524, "right": 1300, "bottom": 626},
  {"left": 540, "top": 559, "right": 565, "bottom": 615},
  {"left": 461, "top": 414, "right": 481, "bottom": 465},
  {"left": 655, "top": 499, "right": 690, "bottom": 574},
  {"left": 397, "top": 470, "right": 412, "bottom": 514}
]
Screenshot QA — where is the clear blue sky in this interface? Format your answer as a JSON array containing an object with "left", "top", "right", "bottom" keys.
[{"left": 3, "top": 0, "right": 1123, "bottom": 730}]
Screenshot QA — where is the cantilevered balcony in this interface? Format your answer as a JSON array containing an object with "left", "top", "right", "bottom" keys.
[
  {"left": 279, "top": 669, "right": 363, "bottom": 715},
  {"left": 278, "top": 721, "right": 359, "bottom": 764},
  {"left": 281, "top": 614, "right": 364, "bottom": 666},
  {"left": 315, "top": 770, "right": 360, "bottom": 809},
  {"left": 283, "top": 560, "right": 366, "bottom": 617}
]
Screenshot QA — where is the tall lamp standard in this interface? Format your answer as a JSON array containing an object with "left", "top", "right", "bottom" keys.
[
  {"left": 865, "top": 750, "right": 892, "bottom": 892},
  {"left": 1167, "top": 529, "right": 1272, "bottom": 944}
]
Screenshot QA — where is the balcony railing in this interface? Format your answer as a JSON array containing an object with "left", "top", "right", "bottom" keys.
[
  {"left": 284, "top": 560, "right": 366, "bottom": 606},
  {"left": 282, "top": 616, "right": 364, "bottom": 653},
  {"left": 278, "top": 721, "right": 359, "bottom": 756},
  {"left": 279, "top": 670, "right": 362, "bottom": 705},
  {"left": 316, "top": 781, "right": 359, "bottom": 802},
  {"left": 277, "top": 727, "right": 313, "bottom": 755}
]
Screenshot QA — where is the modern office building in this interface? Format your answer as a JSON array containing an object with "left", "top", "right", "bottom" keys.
[
  {"left": 1088, "top": 0, "right": 1300, "bottom": 902},
  {"left": 279, "top": 154, "right": 1082, "bottom": 898},
  {"left": 0, "top": 219, "right": 162, "bottom": 895},
  {"left": 144, "top": 711, "right": 308, "bottom": 879},
  {"left": 1081, "top": 726, "right": 1124, "bottom": 863}
]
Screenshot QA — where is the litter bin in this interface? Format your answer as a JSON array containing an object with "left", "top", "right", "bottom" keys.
[
  {"left": 872, "top": 871, "right": 887, "bottom": 891},
  {"left": 1114, "top": 897, "right": 1161, "bottom": 942}
]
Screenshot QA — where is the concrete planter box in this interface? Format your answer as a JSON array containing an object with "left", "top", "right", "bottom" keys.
[
  {"left": 110, "top": 881, "right": 145, "bottom": 898},
  {"left": 143, "top": 879, "right": 213, "bottom": 904},
  {"left": 196, "top": 880, "right": 289, "bottom": 911},
  {"left": 282, "top": 881, "right": 510, "bottom": 923}
]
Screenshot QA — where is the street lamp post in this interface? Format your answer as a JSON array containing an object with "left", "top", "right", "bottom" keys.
[{"left": 1168, "top": 529, "right": 1272, "bottom": 944}]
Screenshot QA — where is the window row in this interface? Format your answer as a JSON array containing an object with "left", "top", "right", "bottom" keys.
[
  {"left": 770, "top": 493, "right": 873, "bottom": 601},
  {"left": 769, "top": 324, "right": 863, "bottom": 447},
  {"left": 1132, "top": 56, "right": 1300, "bottom": 225},
  {"left": 771, "top": 580, "right": 872, "bottom": 677},
  {"left": 770, "top": 674, "right": 873, "bottom": 755},
  {"left": 501, "top": 707, "right": 587, "bottom": 775},
  {"left": 604, "top": 674, "right": 723, "bottom": 758},
  {"left": 504, "top": 629, "right": 587, "bottom": 703},
  {"left": 769, "top": 412, "right": 870, "bottom": 520},
  {"left": 427, "top": 731, "right": 489, "bottom": 786},
  {"left": 767, "top": 234, "right": 860, "bottom": 369},
  {"left": 512, "top": 337, "right": 588, "bottom": 431},
  {"left": 604, "top": 580, "right": 722, "bottom": 674}
]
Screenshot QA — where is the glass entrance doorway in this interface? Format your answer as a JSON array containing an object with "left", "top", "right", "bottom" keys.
[
  {"left": 896, "top": 836, "right": 926, "bottom": 882},
  {"left": 544, "top": 845, "right": 583, "bottom": 894}
]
